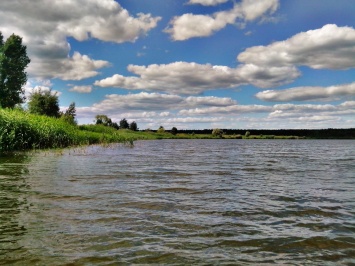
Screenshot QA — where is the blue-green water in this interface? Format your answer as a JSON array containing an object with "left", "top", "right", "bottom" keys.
[{"left": 1, "top": 140, "right": 354, "bottom": 265}]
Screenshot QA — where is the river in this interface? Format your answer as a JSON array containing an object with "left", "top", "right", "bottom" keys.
[{"left": 0, "top": 139, "right": 354, "bottom": 265}]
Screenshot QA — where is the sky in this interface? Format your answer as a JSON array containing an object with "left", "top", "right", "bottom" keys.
[{"left": 0, "top": 0, "right": 354, "bottom": 130}]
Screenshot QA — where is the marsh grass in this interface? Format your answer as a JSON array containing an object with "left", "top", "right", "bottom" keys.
[
  {"left": 0, "top": 109, "right": 129, "bottom": 152},
  {"left": 1, "top": 109, "right": 308, "bottom": 152}
]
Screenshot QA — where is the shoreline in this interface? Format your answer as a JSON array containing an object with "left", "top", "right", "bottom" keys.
[{"left": 1, "top": 108, "right": 354, "bottom": 153}]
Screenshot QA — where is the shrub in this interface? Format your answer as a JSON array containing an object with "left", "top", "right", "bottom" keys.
[{"left": 212, "top": 128, "right": 223, "bottom": 138}]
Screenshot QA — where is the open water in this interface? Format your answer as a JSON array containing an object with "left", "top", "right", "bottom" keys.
[{"left": 0, "top": 139, "right": 354, "bottom": 265}]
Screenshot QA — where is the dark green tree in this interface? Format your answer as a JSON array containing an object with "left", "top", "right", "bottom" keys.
[
  {"left": 28, "top": 89, "right": 60, "bottom": 117},
  {"left": 129, "top": 121, "right": 138, "bottom": 131},
  {"left": 157, "top": 126, "right": 165, "bottom": 134},
  {"left": 111, "top": 122, "right": 119, "bottom": 130},
  {"left": 212, "top": 128, "right": 223, "bottom": 138},
  {"left": 95, "top": 114, "right": 113, "bottom": 126},
  {"left": 120, "top": 118, "right": 129, "bottom": 129},
  {"left": 171, "top": 127, "right": 178, "bottom": 135},
  {"left": 61, "top": 102, "right": 77, "bottom": 125},
  {"left": 0, "top": 32, "right": 30, "bottom": 108}
]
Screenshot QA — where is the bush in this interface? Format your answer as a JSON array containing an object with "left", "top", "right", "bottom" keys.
[{"left": 212, "top": 128, "right": 223, "bottom": 138}]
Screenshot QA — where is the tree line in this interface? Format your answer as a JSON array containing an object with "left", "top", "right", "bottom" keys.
[{"left": 178, "top": 128, "right": 355, "bottom": 139}]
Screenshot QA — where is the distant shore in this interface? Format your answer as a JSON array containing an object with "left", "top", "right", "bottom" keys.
[{"left": 1, "top": 108, "right": 354, "bottom": 152}]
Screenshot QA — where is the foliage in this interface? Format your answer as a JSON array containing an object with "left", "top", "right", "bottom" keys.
[
  {"left": 245, "top": 131, "right": 251, "bottom": 137},
  {"left": 129, "top": 121, "right": 138, "bottom": 131},
  {"left": 61, "top": 102, "right": 77, "bottom": 125},
  {"left": 0, "top": 32, "right": 30, "bottom": 108},
  {"left": 120, "top": 118, "right": 129, "bottom": 129},
  {"left": 28, "top": 89, "right": 60, "bottom": 117},
  {"left": 95, "top": 114, "right": 112, "bottom": 126},
  {"left": 157, "top": 126, "right": 165, "bottom": 134},
  {"left": 212, "top": 128, "right": 223, "bottom": 138},
  {"left": 171, "top": 127, "right": 178, "bottom": 135},
  {"left": 0, "top": 109, "right": 130, "bottom": 152}
]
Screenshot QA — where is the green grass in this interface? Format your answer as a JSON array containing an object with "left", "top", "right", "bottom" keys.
[
  {"left": 0, "top": 109, "right": 129, "bottom": 152},
  {"left": 0, "top": 108, "right": 309, "bottom": 152}
]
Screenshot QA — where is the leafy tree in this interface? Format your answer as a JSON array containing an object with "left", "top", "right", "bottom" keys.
[
  {"left": 171, "top": 127, "right": 178, "bottom": 135},
  {"left": 111, "top": 122, "right": 119, "bottom": 130},
  {"left": 0, "top": 32, "right": 30, "bottom": 108},
  {"left": 245, "top": 131, "right": 250, "bottom": 138},
  {"left": 28, "top": 89, "right": 60, "bottom": 117},
  {"left": 120, "top": 118, "right": 129, "bottom": 129},
  {"left": 61, "top": 102, "right": 77, "bottom": 125},
  {"left": 95, "top": 114, "right": 112, "bottom": 126},
  {"left": 157, "top": 126, "right": 165, "bottom": 134},
  {"left": 212, "top": 128, "right": 223, "bottom": 138},
  {"left": 129, "top": 121, "right": 138, "bottom": 131}
]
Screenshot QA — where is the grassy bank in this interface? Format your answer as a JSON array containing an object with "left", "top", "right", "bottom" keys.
[
  {"left": 2, "top": 108, "right": 350, "bottom": 152},
  {"left": 0, "top": 109, "right": 131, "bottom": 152},
  {"left": 0, "top": 109, "right": 225, "bottom": 152}
]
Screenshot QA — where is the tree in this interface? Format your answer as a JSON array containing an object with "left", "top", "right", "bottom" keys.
[
  {"left": 61, "top": 102, "right": 77, "bottom": 125},
  {"left": 129, "top": 121, "right": 138, "bottom": 131},
  {"left": 28, "top": 89, "right": 60, "bottom": 117},
  {"left": 111, "top": 122, "right": 119, "bottom": 130},
  {"left": 245, "top": 131, "right": 250, "bottom": 138},
  {"left": 120, "top": 118, "right": 129, "bottom": 129},
  {"left": 212, "top": 128, "right": 223, "bottom": 138},
  {"left": 171, "top": 127, "right": 178, "bottom": 135},
  {"left": 0, "top": 32, "right": 30, "bottom": 108},
  {"left": 157, "top": 126, "right": 165, "bottom": 134},
  {"left": 95, "top": 114, "right": 112, "bottom": 126}
]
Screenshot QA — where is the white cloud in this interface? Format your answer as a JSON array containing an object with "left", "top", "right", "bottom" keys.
[
  {"left": 69, "top": 85, "right": 93, "bottom": 94},
  {"left": 95, "top": 61, "right": 299, "bottom": 93},
  {"left": 178, "top": 105, "right": 272, "bottom": 116},
  {"left": 166, "top": 0, "right": 279, "bottom": 40},
  {"left": 29, "top": 52, "right": 110, "bottom": 81},
  {"left": 74, "top": 91, "right": 355, "bottom": 129},
  {"left": 0, "top": 0, "right": 161, "bottom": 80},
  {"left": 256, "top": 82, "right": 355, "bottom": 102},
  {"left": 188, "top": 0, "right": 229, "bottom": 6},
  {"left": 87, "top": 92, "right": 238, "bottom": 114},
  {"left": 95, "top": 24, "right": 352, "bottom": 95},
  {"left": 238, "top": 24, "right": 355, "bottom": 70},
  {"left": 24, "top": 80, "right": 61, "bottom": 100}
]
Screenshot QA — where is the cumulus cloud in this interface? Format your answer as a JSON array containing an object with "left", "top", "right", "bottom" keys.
[
  {"left": 24, "top": 80, "right": 61, "bottom": 100},
  {"left": 29, "top": 52, "right": 110, "bottom": 81},
  {"left": 69, "top": 85, "right": 93, "bottom": 94},
  {"left": 256, "top": 82, "right": 355, "bottom": 102},
  {"left": 238, "top": 24, "right": 355, "bottom": 70},
  {"left": 166, "top": 0, "right": 279, "bottom": 40},
  {"left": 75, "top": 91, "right": 355, "bottom": 129},
  {"left": 96, "top": 24, "right": 353, "bottom": 94},
  {"left": 179, "top": 105, "right": 272, "bottom": 116},
  {"left": 88, "top": 92, "right": 237, "bottom": 114},
  {"left": 187, "top": 0, "right": 229, "bottom": 6},
  {"left": 95, "top": 61, "right": 300, "bottom": 94},
  {"left": 0, "top": 0, "right": 161, "bottom": 80}
]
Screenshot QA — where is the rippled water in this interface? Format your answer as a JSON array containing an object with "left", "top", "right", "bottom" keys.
[{"left": 1, "top": 139, "right": 354, "bottom": 265}]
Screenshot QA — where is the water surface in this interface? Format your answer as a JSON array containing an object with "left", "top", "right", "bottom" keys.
[{"left": 1, "top": 140, "right": 354, "bottom": 265}]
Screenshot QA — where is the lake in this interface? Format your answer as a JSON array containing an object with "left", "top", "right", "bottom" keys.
[{"left": 1, "top": 139, "right": 354, "bottom": 265}]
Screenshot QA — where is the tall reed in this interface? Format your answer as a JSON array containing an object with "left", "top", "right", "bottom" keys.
[{"left": 0, "top": 109, "right": 128, "bottom": 152}]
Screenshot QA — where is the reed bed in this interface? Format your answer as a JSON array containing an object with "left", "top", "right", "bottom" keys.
[{"left": 0, "top": 109, "right": 129, "bottom": 152}]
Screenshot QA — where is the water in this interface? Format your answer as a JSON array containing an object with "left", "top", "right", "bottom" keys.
[{"left": 0, "top": 139, "right": 354, "bottom": 265}]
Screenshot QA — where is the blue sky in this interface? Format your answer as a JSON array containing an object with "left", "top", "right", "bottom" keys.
[{"left": 0, "top": 0, "right": 354, "bottom": 129}]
